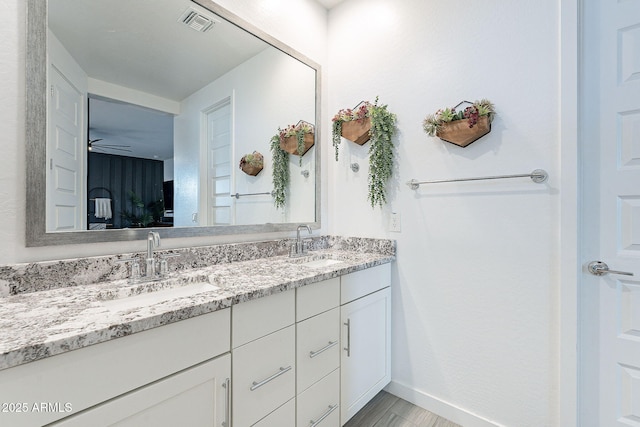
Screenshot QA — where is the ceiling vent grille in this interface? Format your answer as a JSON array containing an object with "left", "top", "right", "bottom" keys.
[{"left": 179, "top": 8, "right": 218, "bottom": 33}]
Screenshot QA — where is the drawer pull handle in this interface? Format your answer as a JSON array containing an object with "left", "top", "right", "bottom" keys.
[
  {"left": 309, "top": 404, "right": 338, "bottom": 427},
  {"left": 222, "top": 378, "right": 231, "bottom": 427},
  {"left": 309, "top": 341, "right": 338, "bottom": 358},
  {"left": 250, "top": 366, "right": 292, "bottom": 391},
  {"left": 344, "top": 319, "right": 351, "bottom": 357}
]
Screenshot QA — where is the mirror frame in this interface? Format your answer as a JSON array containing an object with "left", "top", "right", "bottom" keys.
[{"left": 25, "top": 0, "right": 321, "bottom": 247}]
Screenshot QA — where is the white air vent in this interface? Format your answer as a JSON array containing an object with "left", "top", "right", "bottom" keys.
[{"left": 179, "top": 7, "right": 218, "bottom": 33}]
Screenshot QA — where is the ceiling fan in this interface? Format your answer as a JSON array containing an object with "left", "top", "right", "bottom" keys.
[{"left": 88, "top": 138, "right": 132, "bottom": 153}]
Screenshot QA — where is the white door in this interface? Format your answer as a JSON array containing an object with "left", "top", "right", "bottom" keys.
[
  {"left": 203, "top": 98, "right": 233, "bottom": 226},
  {"left": 47, "top": 66, "right": 85, "bottom": 231},
  {"left": 582, "top": 1, "right": 640, "bottom": 425}
]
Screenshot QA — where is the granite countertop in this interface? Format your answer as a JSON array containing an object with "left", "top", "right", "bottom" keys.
[{"left": 0, "top": 249, "right": 393, "bottom": 371}]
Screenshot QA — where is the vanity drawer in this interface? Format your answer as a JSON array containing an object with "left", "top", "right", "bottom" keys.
[
  {"left": 252, "top": 398, "right": 295, "bottom": 427},
  {"left": 232, "top": 289, "right": 295, "bottom": 348},
  {"left": 232, "top": 325, "right": 296, "bottom": 427},
  {"left": 297, "top": 307, "right": 340, "bottom": 392},
  {"left": 297, "top": 368, "right": 340, "bottom": 427},
  {"left": 296, "top": 277, "right": 340, "bottom": 321},
  {"left": 341, "top": 263, "right": 391, "bottom": 304}
]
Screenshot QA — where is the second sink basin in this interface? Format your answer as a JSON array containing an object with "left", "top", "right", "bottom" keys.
[
  {"left": 292, "top": 254, "right": 345, "bottom": 269},
  {"left": 301, "top": 258, "right": 344, "bottom": 268},
  {"left": 99, "top": 282, "right": 219, "bottom": 312}
]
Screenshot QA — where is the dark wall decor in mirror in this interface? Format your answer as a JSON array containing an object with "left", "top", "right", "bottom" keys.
[{"left": 26, "top": 0, "right": 321, "bottom": 246}]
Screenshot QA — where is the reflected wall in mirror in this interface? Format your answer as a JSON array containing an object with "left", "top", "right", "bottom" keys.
[{"left": 26, "top": 0, "right": 321, "bottom": 246}]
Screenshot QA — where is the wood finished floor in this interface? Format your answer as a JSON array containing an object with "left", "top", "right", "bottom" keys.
[{"left": 343, "top": 391, "right": 463, "bottom": 427}]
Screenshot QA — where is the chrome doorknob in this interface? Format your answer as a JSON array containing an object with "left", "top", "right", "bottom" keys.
[{"left": 587, "top": 261, "right": 634, "bottom": 276}]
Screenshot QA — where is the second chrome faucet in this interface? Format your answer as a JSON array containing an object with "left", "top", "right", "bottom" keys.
[
  {"left": 291, "top": 224, "right": 312, "bottom": 257},
  {"left": 145, "top": 231, "right": 161, "bottom": 279}
]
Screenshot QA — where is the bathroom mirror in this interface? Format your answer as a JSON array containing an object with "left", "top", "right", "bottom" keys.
[{"left": 26, "top": 0, "right": 321, "bottom": 246}]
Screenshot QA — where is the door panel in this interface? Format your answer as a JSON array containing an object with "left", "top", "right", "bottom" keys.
[
  {"left": 48, "top": 66, "right": 85, "bottom": 231},
  {"left": 583, "top": 0, "right": 640, "bottom": 425}
]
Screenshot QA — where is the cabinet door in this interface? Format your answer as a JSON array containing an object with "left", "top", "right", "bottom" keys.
[
  {"left": 51, "top": 353, "right": 231, "bottom": 427},
  {"left": 340, "top": 287, "right": 391, "bottom": 425}
]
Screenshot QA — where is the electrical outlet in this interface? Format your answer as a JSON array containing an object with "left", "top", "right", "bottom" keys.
[{"left": 389, "top": 212, "right": 401, "bottom": 232}]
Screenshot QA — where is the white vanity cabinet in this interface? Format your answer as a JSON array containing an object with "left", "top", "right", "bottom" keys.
[
  {"left": 0, "top": 261, "right": 392, "bottom": 427},
  {"left": 0, "top": 309, "right": 231, "bottom": 427},
  {"left": 340, "top": 263, "right": 392, "bottom": 425}
]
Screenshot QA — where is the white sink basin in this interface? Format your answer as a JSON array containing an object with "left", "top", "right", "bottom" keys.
[
  {"left": 299, "top": 257, "right": 344, "bottom": 269},
  {"left": 100, "top": 282, "right": 219, "bottom": 312}
]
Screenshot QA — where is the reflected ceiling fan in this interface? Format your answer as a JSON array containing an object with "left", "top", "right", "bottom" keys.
[{"left": 88, "top": 138, "right": 132, "bottom": 153}]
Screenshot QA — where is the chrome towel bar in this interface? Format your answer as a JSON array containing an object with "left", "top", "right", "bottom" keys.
[
  {"left": 231, "top": 191, "right": 274, "bottom": 199},
  {"left": 406, "top": 169, "right": 548, "bottom": 189}
]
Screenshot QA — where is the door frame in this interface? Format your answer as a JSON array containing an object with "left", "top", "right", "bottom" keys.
[
  {"left": 199, "top": 94, "right": 234, "bottom": 227},
  {"left": 559, "top": 0, "right": 579, "bottom": 426}
]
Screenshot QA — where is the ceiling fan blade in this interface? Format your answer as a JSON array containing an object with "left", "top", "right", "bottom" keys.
[
  {"left": 94, "top": 144, "right": 132, "bottom": 148},
  {"left": 101, "top": 147, "right": 132, "bottom": 152}
]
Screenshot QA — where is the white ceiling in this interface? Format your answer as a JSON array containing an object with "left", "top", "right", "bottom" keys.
[
  {"left": 49, "top": 0, "right": 268, "bottom": 102},
  {"left": 88, "top": 97, "right": 174, "bottom": 160}
]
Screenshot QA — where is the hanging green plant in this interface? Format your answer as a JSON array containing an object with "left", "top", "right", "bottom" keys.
[
  {"left": 270, "top": 134, "right": 290, "bottom": 209},
  {"left": 367, "top": 97, "right": 397, "bottom": 208}
]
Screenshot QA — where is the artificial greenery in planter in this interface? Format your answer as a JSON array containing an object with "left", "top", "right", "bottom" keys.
[
  {"left": 278, "top": 120, "right": 315, "bottom": 166},
  {"left": 331, "top": 101, "right": 372, "bottom": 160},
  {"left": 423, "top": 99, "right": 495, "bottom": 147},
  {"left": 331, "top": 97, "right": 397, "bottom": 207},
  {"left": 270, "top": 135, "right": 290, "bottom": 209},
  {"left": 239, "top": 151, "right": 264, "bottom": 176},
  {"left": 367, "top": 97, "right": 397, "bottom": 208},
  {"left": 121, "top": 191, "right": 157, "bottom": 227}
]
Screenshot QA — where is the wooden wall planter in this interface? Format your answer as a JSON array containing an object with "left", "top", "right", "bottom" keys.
[
  {"left": 280, "top": 133, "right": 315, "bottom": 157},
  {"left": 341, "top": 118, "right": 371, "bottom": 145},
  {"left": 437, "top": 116, "right": 491, "bottom": 147},
  {"left": 239, "top": 151, "right": 264, "bottom": 176},
  {"left": 240, "top": 163, "right": 262, "bottom": 176}
]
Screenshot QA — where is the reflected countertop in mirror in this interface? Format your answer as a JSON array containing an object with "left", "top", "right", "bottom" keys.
[{"left": 25, "top": 0, "right": 321, "bottom": 246}]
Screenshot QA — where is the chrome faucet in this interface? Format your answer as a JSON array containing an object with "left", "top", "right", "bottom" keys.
[
  {"left": 292, "top": 224, "right": 312, "bottom": 256},
  {"left": 145, "top": 231, "right": 161, "bottom": 278}
]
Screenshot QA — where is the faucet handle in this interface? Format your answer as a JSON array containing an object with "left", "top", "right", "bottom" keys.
[
  {"left": 159, "top": 253, "right": 180, "bottom": 277},
  {"left": 116, "top": 257, "right": 141, "bottom": 283}
]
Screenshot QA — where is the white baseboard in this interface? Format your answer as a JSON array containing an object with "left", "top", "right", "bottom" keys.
[{"left": 384, "top": 380, "right": 502, "bottom": 427}]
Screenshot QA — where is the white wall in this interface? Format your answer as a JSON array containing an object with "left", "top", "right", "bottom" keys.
[
  {"left": 0, "top": 0, "right": 327, "bottom": 264},
  {"left": 327, "top": 1, "right": 560, "bottom": 426}
]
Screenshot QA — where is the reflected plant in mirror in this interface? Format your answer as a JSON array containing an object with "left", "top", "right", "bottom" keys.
[
  {"left": 270, "top": 134, "right": 290, "bottom": 209},
  {"left": 25, "top": 0, "right": 321, "bottom": 246}
]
